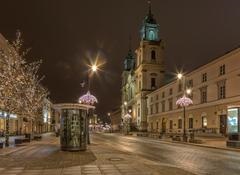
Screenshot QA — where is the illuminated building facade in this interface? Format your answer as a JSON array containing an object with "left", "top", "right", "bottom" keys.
[{"left": 147, "top": 48, "right": 240, "bottom": 136}]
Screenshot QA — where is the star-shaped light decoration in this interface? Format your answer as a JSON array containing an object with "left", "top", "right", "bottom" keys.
[
  {"left": 176, "top": 95, "right": 193, "bottom": 107},
  {"left": 79, "top": 91, "right": 98, "bottom": 105}
]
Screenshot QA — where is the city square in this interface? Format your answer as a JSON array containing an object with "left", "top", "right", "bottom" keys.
[{"left": 1, "top": 0, "right": 240, "bottom": 175}]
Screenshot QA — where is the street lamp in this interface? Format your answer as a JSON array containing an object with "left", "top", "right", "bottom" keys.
[
  {"left": 176, "top": 73, "right": 193, "bottom": 142},
  {"left": 79, "top": 63, "right": 100, "bottom": 144}
]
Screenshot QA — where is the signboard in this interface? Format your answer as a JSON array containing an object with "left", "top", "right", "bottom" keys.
[{"left": 227, "top": 108, "right": 239, "bottom": 133}]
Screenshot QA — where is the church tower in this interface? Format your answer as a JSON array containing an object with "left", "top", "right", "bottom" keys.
[
  {"left": 121, "top": 41, "right": 136, "bottom": 126},
  {"left": 135, "top": 0, "right": 165, "bottom": 131}
]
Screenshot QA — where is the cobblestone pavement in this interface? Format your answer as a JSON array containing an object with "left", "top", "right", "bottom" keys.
[
  {"left": 93, "top": 133, "right": 240, "bottom": 175},
  {"left": 0, "top": 133, "right": 194, "bottom": 175}
]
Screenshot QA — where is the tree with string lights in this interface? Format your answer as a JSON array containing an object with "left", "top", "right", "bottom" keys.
[{"left": 0, "top": 31, "right": 48, "bottom": 146}]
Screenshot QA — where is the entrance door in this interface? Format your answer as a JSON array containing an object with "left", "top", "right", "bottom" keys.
[
  {"left": 219, "top": 115, "right": 227, "bottom": 136},
  {"left": 162, "top": 118, "right": 166, "bottom": 133}
]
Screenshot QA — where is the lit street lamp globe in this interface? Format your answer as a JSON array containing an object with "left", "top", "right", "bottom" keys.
[{"left": 176, "top": 95, "right": 193, "bottom": 107}]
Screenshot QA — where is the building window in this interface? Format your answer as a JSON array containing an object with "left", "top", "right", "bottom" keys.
[
  {"left": 138, "top": 105, "right": 140, "bottom": 117},
  {"left": 151, "top": 122, "right": 153, "bottom": 131},
  {"left": 178, "top": 83, "right": 182, "bottom": 92},
  {"left": 200, "top": 86, "right": 207, "bottom": 103},
  {"left": 189, "top": 118, "right": 193, "bottom": 129},
  {"left": 169, "top": 120, "right": 173, "bottom": 129},
  {"left": 161, "top": 101, "right": 165, "bottom": 112},
  {"left": 169, "top": 88, "right": 173, "bottom": 95},
  {"left": 168, "top": 98, "right": 173, "bottom": 111},
  {"left": 178, "top": 119, "right": 182, "bottom": 129},
  {"left": 156, "top": 122, "right": 159, "bottom": 129},
  {"left": 217, "top": 80, "right": 226, "bottom": 99},
  {"left": 188, "top": 79, "right": 193, "bottom": 88},
  {"left": 155, "top": 103, "right": 159, "bottom": 113},
  {"left": 151, "top": 50, "right": 156, "bottom": 60},
  {"left": 150, "top": 97, "right": 153, "bottom": 102},
  {"left": 162, "top": 92, "right": 165, "bottom": 98},
  {"left": 151, "top": 78, "right": 156, "bottom": 89},
  {"left": 139, "top": 80, "right": 141, "bottom": 91},
  {"left": 202, "top": 73, "right": 207, "bottom": 82},
  {"left": 156, "top": 94, "right": 158, "bottom": 100},
  {"left": 219, "top": 64, "right": 225, "bottom": 76},
  {"left": 177, "top": 95, "right": 183, "bottom": 109},
  {"left": 150, "top": 105, "right": 153, "bottom": 115},
  {"left": 202, "top": 116, "right": 207, "bottom": 128}
]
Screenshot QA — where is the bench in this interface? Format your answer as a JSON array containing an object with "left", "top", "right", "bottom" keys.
[
  {"left": 33, "top": 135, "right": 42, "bottom": 140},
  {"left": 189, "top": 139, "right": 203, "bottom": 144},
  {"left": 15, "top": 138, "right": 23, "bottom": 144},
  {"left": 172, "top": 135, "right": 181, "bottom": 141},
  {"left": 23, "top": 138, "right": 31, "bottom": 142}
]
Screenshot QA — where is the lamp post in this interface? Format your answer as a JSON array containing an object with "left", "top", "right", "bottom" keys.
[
  {"left": 176, "top": 73, "right": 193, "bottom": 142},
  {"left": 122, "top": 101, "right": 132, "bottom": 135},
  {"left": 107, "top": 112, "right": 112, "bottom": 132},
  {"left": 79, "top": 64, "right": 99, "bottom": 144}
]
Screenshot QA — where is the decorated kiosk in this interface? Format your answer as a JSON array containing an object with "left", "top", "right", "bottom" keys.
[{"left": 54, "top": 103, "right": 95, "bottom": 151}]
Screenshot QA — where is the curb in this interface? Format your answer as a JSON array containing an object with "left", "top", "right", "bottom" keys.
[
  {"left": 170, "top": 140, "right": 240, "bottom": 152},
  {"left": 130, "top": 134, "right": 240, "bottom": 152}
]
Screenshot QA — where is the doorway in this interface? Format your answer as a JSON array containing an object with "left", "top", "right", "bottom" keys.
[
  {"left": 219, "top": 115, "right": 227, "bottom": 136},
  {"left": 162, "top": 118, "right": 166, "bottom": 133}
]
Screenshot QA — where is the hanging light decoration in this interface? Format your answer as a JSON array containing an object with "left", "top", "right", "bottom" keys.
[
  {"left": 176, "top": 95, "right": 193, "bottom": 107},
  {"left": 79, "top": 91, "right": 98, "bottom": 105},
  {"left": 123, "top": 113, "right": 132, "bottom": 120}
]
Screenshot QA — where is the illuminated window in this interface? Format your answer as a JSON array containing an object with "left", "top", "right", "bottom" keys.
[
  {"left": 202, "top": 116, "right": 207, "bottom": 128},
  {"left": 149, "top": 30, "right": 155, "bottom": 41}
]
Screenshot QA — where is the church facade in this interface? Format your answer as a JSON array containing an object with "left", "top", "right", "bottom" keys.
[{"left": 121, "top": 2, "right": 165, "bottom": 131}]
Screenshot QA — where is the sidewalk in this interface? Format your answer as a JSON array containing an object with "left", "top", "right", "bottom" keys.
[
  {"left": 133, "top": 132, "right": 240, "bottom": 152},
  {"left": 0, "top": 133, "right": 195, "bottom": 175},
  {"left": 0, "top": 132, "right": 53, "bottom": 155}
]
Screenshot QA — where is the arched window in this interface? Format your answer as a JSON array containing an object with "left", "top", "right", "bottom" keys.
[
  {"left": 151, "top": 50, "right": 156, "bottom": 60},
  {"left": 149, "top": 30, "right": 155, "bottom": 40}
]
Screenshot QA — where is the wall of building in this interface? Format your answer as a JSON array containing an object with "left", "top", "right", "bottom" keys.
[{"left": 147, "top": 48, "right": 240, "bottom": 136}]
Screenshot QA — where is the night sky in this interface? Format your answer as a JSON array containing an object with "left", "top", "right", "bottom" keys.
[{"left": 1, "top": 0, "right": 240, "bottom": 117}]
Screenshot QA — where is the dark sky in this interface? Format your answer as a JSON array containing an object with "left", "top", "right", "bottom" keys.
[{"left": 1, "top": 0, "right": 240, "bottom": 117}]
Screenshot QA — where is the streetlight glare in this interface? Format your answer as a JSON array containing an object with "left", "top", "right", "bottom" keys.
[
  {"left": 177, "top": 73, "right": 183, "bottom": 79},
  {"left": 92, "top": 65, "right": 97, "bottom": 72},
  {"left": 186, "top": 89, "right": 192, "bottom": 95},
  {"left": 124, "top": 101, "right": 127, "bottom": 106}
]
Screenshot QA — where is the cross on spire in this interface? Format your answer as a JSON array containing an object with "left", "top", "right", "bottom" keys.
[
  {"left": 148, "top": 0, "right": 152, "bottom": 15},
  {"left": 128, "top": 35, "right": 132, "bottom": 51}
]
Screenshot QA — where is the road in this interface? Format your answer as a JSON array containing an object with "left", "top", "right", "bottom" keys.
[
  {"left": 0, "top": 133, "right": 239, "bottom": 175},
  {"left": 92, "top": 133, "right": 240, "bottom": 175}
]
